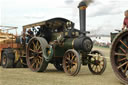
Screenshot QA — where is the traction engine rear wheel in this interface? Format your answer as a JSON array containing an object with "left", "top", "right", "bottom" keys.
[
  {"left": 110, "top": 30, "right": 128, "bottom": 84},
  {"left": 88, "top": 50, "right": 106, "bottom": 75},
  {"left": 63, "top": 49, "right": 81, "bottom": 76},
  {"left": 26, "top": 37, "right": 48, "bottom": 72},
  {"left": 1, "top": 52, "right": 14, "bottom": 68}
]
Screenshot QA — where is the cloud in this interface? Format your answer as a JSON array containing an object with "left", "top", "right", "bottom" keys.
[
  {"left": 1, "top": 0, "right": 128, "bottom": 35},
  {"left": 64, "top": 0, "right": 74, "bottom": 4},
  {"left": 85, "top": 0, "right": 127, "bottom": 35},
  {"left": 87, "top": 0, "right": 123, "bottom": 17}
]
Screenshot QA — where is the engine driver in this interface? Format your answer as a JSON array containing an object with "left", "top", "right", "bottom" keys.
[
  {"left": 26, "top": 29, "right": 34, "bottom": 43},
  {"left": 20, "top": 29, "right": 34, "bottom": 44},
  {"left": 122, "top": 10, "right": 128, "bottom": 30}
]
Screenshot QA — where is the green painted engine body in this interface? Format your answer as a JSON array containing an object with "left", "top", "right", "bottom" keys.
[
  {"left": 54, "top": 38, "right": 74, "bottom": 57},
  {"left": 50, "top": 32, "right": 75, "bottom": 57}
]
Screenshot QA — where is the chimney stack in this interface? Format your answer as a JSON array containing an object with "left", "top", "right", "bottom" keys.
[{"left": 78, "top": 1, "right": 87, "bottom": 36}]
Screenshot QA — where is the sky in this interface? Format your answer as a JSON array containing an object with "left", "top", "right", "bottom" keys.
[{"left": 0, "top": 0, "right": 128, "bottom": 35}]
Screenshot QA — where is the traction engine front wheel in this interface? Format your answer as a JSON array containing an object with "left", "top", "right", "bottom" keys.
[
  {"left": 88, "top": 50, "right": 107, "bottom": 75},
  {"left": 63, "top": 49, "right": 81, "bottom": 76}
]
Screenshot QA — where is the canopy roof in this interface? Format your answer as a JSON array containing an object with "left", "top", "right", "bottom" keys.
[{"left": 23, "top": 17, "right": 74, "bottom": 30}]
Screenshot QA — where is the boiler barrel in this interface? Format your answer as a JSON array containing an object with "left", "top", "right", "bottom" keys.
[{"left": 63, "top": 37, "right": 93, "bottom": 52}]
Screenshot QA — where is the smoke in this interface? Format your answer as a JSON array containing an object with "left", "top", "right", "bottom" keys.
[{"left": 82, "top": 0, "right": 94, "bottom": 6}]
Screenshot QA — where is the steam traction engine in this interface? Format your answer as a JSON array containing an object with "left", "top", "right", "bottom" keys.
[
  {"left": 25, "top": 1, "right": 107, "bottom": 76},
  {"left": 111, "top": 30, "right": 128, "bottom": 84},
  {"left": 0, "top": 26, "right": 27, "bottom": 68}
]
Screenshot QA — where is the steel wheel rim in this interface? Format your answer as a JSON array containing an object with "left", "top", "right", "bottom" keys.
[
  {"left": 2, "top": 55, "right": 7, "bottom": 65},
  {"left": 27, "top": 38, "right": 43, "bottom": 71},
  {"left": 111, "top": 30, "right": 128, "bottom": 83},
  {"left": 63, "top": 50, "right": 80, "bottom": 76}
]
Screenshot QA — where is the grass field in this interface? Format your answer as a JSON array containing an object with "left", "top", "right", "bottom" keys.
[{"left": 0, "top": 46, "right": 123, "bottom": 85}]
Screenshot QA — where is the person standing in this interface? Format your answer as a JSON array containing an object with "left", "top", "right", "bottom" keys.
[
  {"left": 122, "top": 10, "right": 128, "bottom": 30},
  {"left": 26, "top": 29, "right": 34, "bottom": 43}
]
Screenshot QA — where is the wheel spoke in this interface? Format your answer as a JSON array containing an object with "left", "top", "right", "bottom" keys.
[
  {"left": 124, "top": 64, "right": 128, "bottom": 74},
  {"left": 67, "top": 65, "right": 70, "bottom": 71},
  {"left": 118, "top": 58, "right": 127, "bottom": 62},
  {"left": 36, "top": 41, "right": 41, "bottom": 50},
  {"left": 67, "top": 53, "right": 70, "bottom": 59},
  {"left": 72, "top": 61, "right": 77, "bottom": 65},
  {"left": 66, "top": 56, "right": 70, "bottom": 61},
  {"left": 71, "top": 65, "right": 76, "bottom": 72},
  {"left": 36, "top": 41, "right": 39, "bottom": 49},
  {"left": 29, "top": 56, "right": 34, "bottom": 60},
  {"left": 120, "top": 40, "right": 128, "bottom": 49},
  {"left": 97, "top": 54, "right": 101, "bottom": 60},
  {"left": 37, "top": 51, "right": 43, "bottom": 54},
  {"left": 37, "top": 46, "right": 41, "bottom": 50},
  {"left": 91, "top": 64, "right": 95, "bottom": 69},
  {"left": 95, "top": 66, "right": 97, "bottom": 72},
  {"left": 100, "top": 59, "right": 104, "bottom": 62},
  {"left": 115, "top": 53, "right": 126, "bottom": 56},
  {"left": 32, "top": 41, "right": 36, "bottom": 50},
  {"left": 95, "top": 53, "right": 98, "bottom": 60},
  {"left": 93, "top": 55, "right": 97, "bottom": 60},
  {"left": 118, "top": 62, "right": 128, "bottom": 69},
  {"left": 99, "top": 64, "right": 102, "bottom": 70},
  {"left": 119, "top": 47, "right": 126, "bottom": 54},
  {"left": 29, "top": 48, "right": 35, "bottom": 52},
  {"left": 38, "top": 56, "right": 42, "bottom": 59},
  {"left": 100, "top": 64, "right": 104, "bottom": 66},
  {"left": 31, "top": 60, "right": 35, "bottom": 68},
  {"left": 90, "top": 54, "right": 96, "bottom": 60},
  {"left": 72, "top": 55, "right": 75, "bottom": 60},
  {"left": 36, "top": 62, "right": 39, "bottom": 69},
  {"left": 97, "top": 66, "right": 100, "bottom": 72},
  {"left": 69, "top": 53, "right": 72, "bottom": 60}
]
